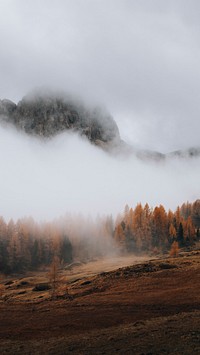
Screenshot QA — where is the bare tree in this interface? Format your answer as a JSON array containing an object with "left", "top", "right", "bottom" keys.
[
  {"left": 48, "top": 256, "right": 60, "bottom": 299},
  {"left": 170, "top": 241, "right": 179, "bottom": 257}
]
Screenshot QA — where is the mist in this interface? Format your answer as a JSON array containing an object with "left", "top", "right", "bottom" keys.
[{"left": 0, "top": 124, "right": 199, "bottom": 222}]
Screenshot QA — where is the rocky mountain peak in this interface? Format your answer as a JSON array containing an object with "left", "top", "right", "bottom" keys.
[
  {"left": 0, "top": 92, "right": 120, "bottom": 146},
  {"left": 0, "top": 91, "right": 200, "bottom": 160}
]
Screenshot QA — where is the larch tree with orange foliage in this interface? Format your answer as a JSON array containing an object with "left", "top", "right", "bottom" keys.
[{"left": 152, "top": 205, "right": 168, "bottom": 251}]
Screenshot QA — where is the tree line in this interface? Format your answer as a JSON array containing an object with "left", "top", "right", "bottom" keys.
[
  {"left": 114, "top": 200, "right": 200, "bottom": 253},
  {"left": 0, "top": 200, "right": 199, "bottom": 274}
]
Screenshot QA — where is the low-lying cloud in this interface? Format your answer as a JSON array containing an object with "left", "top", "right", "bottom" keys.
[{"left": 0, "top": 125, "right": 199, "bottom": 222}]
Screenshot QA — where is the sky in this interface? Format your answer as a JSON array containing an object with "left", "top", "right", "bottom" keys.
[
  {"left": 0, "top": 1, "right": 199, "bottom": 221},
  {"left": 0, "top": 0, "right": 200, "bottom": 152}
]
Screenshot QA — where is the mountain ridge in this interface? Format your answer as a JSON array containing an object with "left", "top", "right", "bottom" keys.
[
  {"left": 0, "top": 92, "right": 199, "bottom": 160},
  {"left": 0, "top": 93, "right": 120, "bottom": 145}
]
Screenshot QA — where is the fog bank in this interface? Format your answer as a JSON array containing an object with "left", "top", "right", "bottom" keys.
[{"left": 0, "top": 125, "right": 199, "bottom": 221}]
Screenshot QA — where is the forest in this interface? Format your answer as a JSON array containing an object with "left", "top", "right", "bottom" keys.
[{"left": 0, "top": 200, "right": 199, "bottom": 274}]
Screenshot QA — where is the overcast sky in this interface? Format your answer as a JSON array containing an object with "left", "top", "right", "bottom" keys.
[
  {"left": 0, "top": 0, "right": 200, "bottom": 152},
  {"left": 0, "top": 0, "right": 199, "bottom": 221}
]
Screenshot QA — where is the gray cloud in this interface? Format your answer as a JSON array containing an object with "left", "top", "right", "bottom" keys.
[{"left": 0, "top": 0, "right": 200, "bottom": 152}]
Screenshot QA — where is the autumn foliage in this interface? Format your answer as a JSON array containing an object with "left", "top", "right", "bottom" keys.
[
  {"left": 169, "top": 241, "right": 179, "bottom": 257},
  {"left": 114, "top": 201, "right": 199, "bottom": 254},
  {"left": 0, "top": 200, "right": 199, "bottom": 274}
]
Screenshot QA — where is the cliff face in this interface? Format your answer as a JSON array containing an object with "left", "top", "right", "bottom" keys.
[{"left": 0, "top": 93, "right": 120, "bottom": 146}]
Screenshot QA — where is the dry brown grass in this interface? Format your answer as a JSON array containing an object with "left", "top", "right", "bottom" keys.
[{"left": 0, "top": 251, "right": 200, "bottom": 354}]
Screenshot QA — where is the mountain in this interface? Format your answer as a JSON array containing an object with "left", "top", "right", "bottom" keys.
[
  {"left": 0, "top": 92, "right": 120, "bottom": 147},
  {"left": 0, "top": 92, "right": 199, "bottom": 160}
]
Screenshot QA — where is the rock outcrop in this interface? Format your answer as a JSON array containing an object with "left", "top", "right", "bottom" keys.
[
  {"left": 0, "top": 91, "right": 200, "bottom": 160},
  {"left": 0, "top": 92, "right": 120, "bottom": 147}
]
